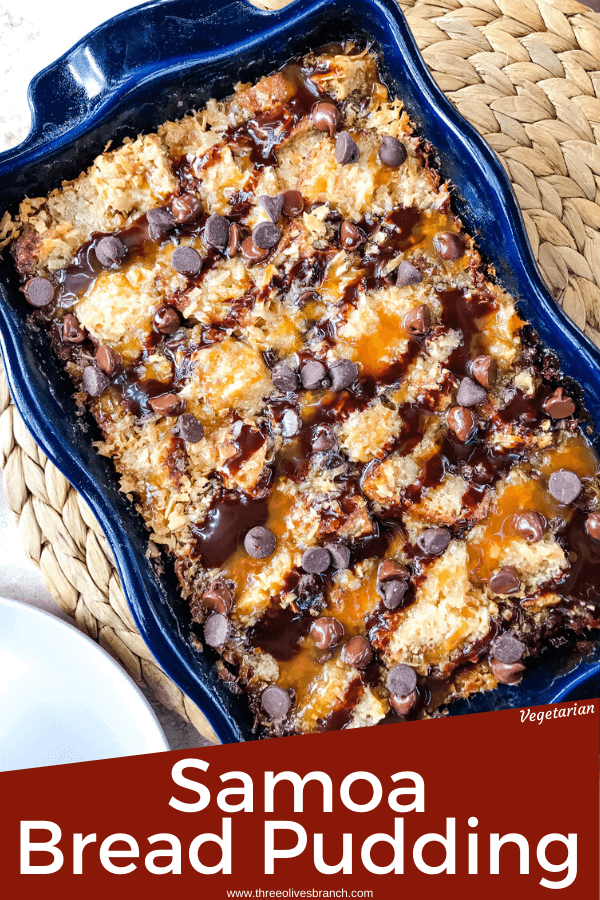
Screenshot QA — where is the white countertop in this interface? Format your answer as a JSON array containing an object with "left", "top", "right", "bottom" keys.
[
  {"left": 0, "top": 0, "right": 207, "bottom": 750},
  {"left": 0, "top": 1, "right": 145, "bottom": 153}
]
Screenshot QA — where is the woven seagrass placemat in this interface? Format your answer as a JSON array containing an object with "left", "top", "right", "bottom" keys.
[{"left": 3, "top": 0, "right": 600, "bottom": 743}]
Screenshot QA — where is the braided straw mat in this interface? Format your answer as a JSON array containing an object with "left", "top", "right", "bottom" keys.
[{"left": 3, "top": 0, "right": 600, "bottom": 744}]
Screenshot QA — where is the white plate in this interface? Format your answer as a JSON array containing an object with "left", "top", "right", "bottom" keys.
[{"left": 0, "top": 596, "right": 169, "bottom": 770}]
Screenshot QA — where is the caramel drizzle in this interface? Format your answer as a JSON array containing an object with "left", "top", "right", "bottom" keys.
[{"left": 221, "top": 63, "right": 324, "bottom": 169}]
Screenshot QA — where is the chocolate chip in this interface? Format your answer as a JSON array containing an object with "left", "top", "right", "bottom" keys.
[
  {"left": 341, "top": 635, "right": 373, "bottom": 668},
  {"left": 147, "top": 207, "right": 176, "bottom": 240},
  {"left": 404, "top": 304, "right": 431, "bottom": 336},
  {"left": 259, "top": 194, "right": 284, "bottom": 224},
  {"left": 301, "top": 546, "right": 331, "bottom": 574},
  {"left": 202, "top": 580, "right": 232, "bottom": 615},
  {"left": 82, "top": 365, "right": 110, "bottom": 397},
  {"left": 204, "top": 613, "right": 231, "bottom": 647},
  {"left": 149, "top": 393, "right": 186, "bottom": 417},
  {"left": 171, "top": 193, "right": 203, "bottom": 224},
  {"left": 244, "top": 526, "right": 276, "bottom": 559},
  {"left": 488, "top": 566, "right": 521, "bottom": 595},
  {"left": 328, "top": 358, "right": 358, "bottom": 390},
  {"left": 515, "top": 511, "right": 545, "bottom": 543},
  {"left": 311, "top": 617, "right": 344, "bottom": 649},
  {"left": 227, "top": 223, "right": 245, "bottom": 257},
  {"left": 335, "top": 131, "right": 360, "bottom": 165},
  {"left": 340, "top": 220, "right": 365, "bottom": 251},
  {"left": 382, "top": 580, "right": 408, "bottom": 610},
  {"left": 491, "top": 658, "right": 526, "bottom": 685},
  {"left": 586, "top": 512, "right": 600, "bottom": 541},
  {"left": 165, "top": 330, "right": 187, "bottom": 351},
  {"left": 325, "top": 543, "right": 351, "bottom": 570},
  {"left": 24, "top": 276, "right": 54, "bottom": 307},
  {"left": 324, "top": 453, "right": 344, "bottom": 471},
  {"left": 300, "top": 359, "right": 328, "bottom": 389},
  {"left": 272, "top": 364, "right": 298, "bottom": 392},
  {"left": 543, "top": 387, "right": 576, "bottom": 420},
  {"left": 172, "top": 413, "right": 204, "bottom": 443},
  {"left": 281, "top": 409, "right": 302, "bottom": 438},
  {"left": 154, "top": 305, "right": 181, "bottom": 334},
  {"left": 282, "top": 190, "right": 304, "bottom": 217},
  {"left": 387, "top": 663, "right": 417, "bottom": 698},
  {"left": 253, "top": 221, "right": 281, "bottom": 249},
  {"left": 261, "top": 686, "right": 292, "bottom": 718},
  {"left": 447, "top": 406, "right": 477, "bottom": 442},
  {"left": 379, "top": 135, "right": 407, "bottom": 167},
  {"left": 146, "top": 402, "right": 176, "bottom": 437},
  {"left": 492, "top": 634, "right": 524, "bottom": 664},
  {"left": 295, "top": 573, "right": 325, "bottom": 613},
  {"left": 471, "top": 355, "right": 497, "bottom": 388},
  {"left": 96, "top": 345, "right": 122, "bottom": 376},
  {"left": 390, "top": 690, "right": 419, "bottom": 716},
  {"left": 396, "top": 261, "right": 422, "bottom": 287},
  {"left": 434, "top": 232, "right": 465, "bottom": 261},
  {"left": 378, "top": 559, "right": 409, "bottom": 582},
  {"left": 312, "top": 427, "right": 336, "bottom": 451},
  {"left": 95, "top": 236, "right": 127, "bottom": 267},
  {"left": 417, "top": 527, "right": 451, "bottom": 556},
  {"left": 312, "top": 101, "right": 342, "bottom": 136},
  {"left": 62, "top": 314, "right": 86, "bottom": 343},
  {"left": 457, "top": 377, "right": 487, "bottom": 407},
  {"left": 171, "top": 246, "right": 202, "bottom": 275},
  {"left": 548, "top": 469, "right": 582, "bottom": 505},
  {"left": 241, "top": 237, "right": 269, "bottom": 264},
  {"left": 204, "top": 213, "right": 230, "bottom": 249}
]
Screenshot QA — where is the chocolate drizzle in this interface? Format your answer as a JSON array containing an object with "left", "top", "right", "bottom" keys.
[
  {"left": 191, "top": 492, "right": 270, "bottom": 568},
  {"left": 406, "top": 432, "right": 524, "bottom": 512},
  {"left": 497, "top": 386, "right": 558, "bottom": 431},
  {"left": 247, "top": 598, "right": 312, "bottom": 662},
  {"left": 57, "top": 209, "right": 218, "bottom": 309},
  {"left": 437, "top": 287, "right": 497, "bottom": 376},
  {"left": 58, "top": 236, "right": 106, "bottom": 307},
  {"left": 113, "top": 370, "right": 176, "bottom": 417},
  {"left": 224, "top": 424, "right": 267, "bottom": 477},
  {"left": 335, "top": 208, "right": 426, "bottom": 308},
  {"left": 550, "top": 508, "right": 600, "bottom": 610},
  {"left": 224, "top": 64, "right": 322, "bottom": 169},
  {"left": 364, "top": 207, "right": 424, "bottom": 290},
  {"left": 316, "top": 679, "right": 363, "bottom": 731}
]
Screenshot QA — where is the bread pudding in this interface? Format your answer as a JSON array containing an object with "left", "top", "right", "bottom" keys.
[{"left": 5, "top": 43, "right": 600, "bottom": 736}]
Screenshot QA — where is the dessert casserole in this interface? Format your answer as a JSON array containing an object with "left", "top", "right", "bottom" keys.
[{"left": 5, "top": 43, "right": 600, "bottom": 736}]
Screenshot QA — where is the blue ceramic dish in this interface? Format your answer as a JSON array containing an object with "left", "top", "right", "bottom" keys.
[{"left": 1, "top": 0, "right": 599, "bottom": 742}]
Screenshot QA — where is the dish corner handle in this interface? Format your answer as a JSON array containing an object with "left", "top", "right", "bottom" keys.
[{"left": 0, "top": 0, "right": 323, "bottom": 168}]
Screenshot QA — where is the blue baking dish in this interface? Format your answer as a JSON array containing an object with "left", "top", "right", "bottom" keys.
[{"left": 0, "top": 0, "right": 599, "bottom": 742}]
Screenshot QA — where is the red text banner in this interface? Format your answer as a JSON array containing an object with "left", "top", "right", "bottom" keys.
[{"left": 1, "top": 700, "right": 598, "bottom": 897}]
